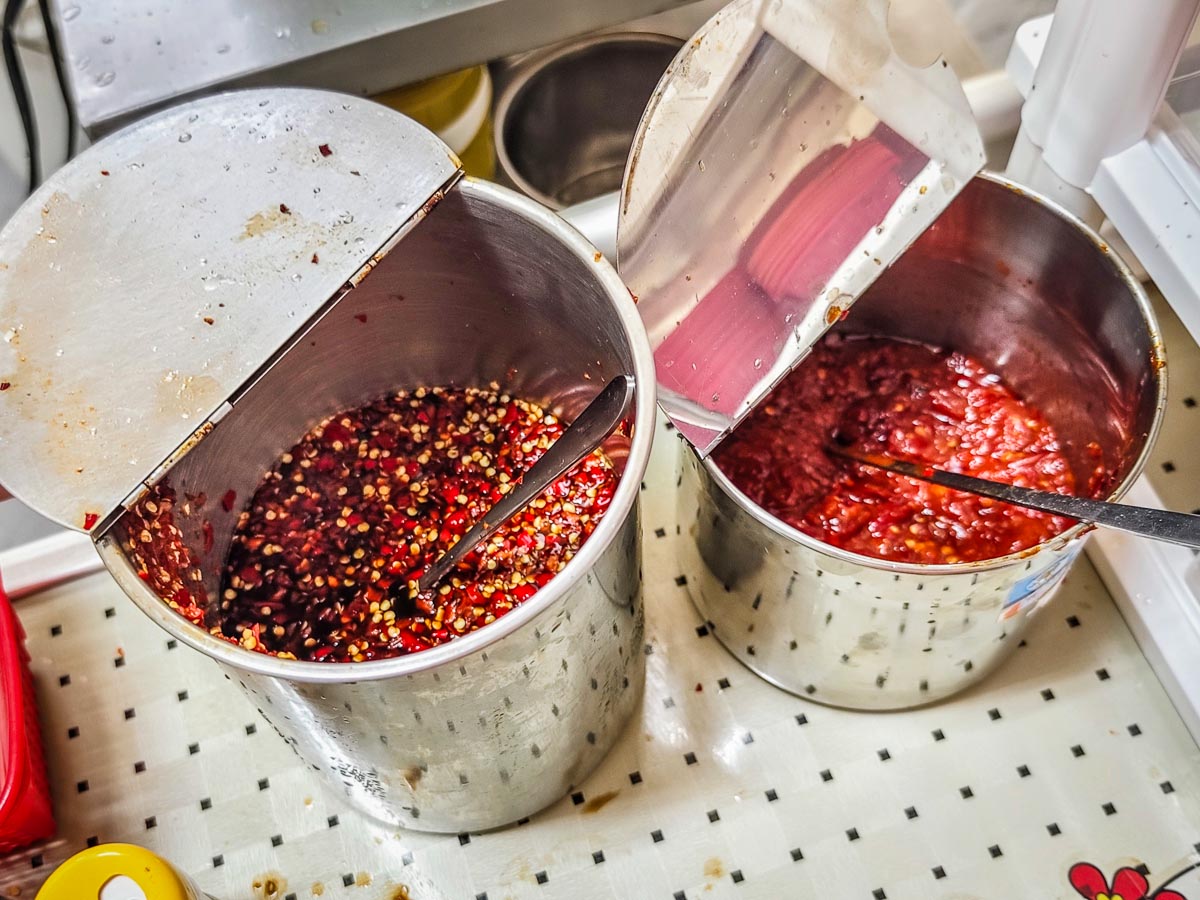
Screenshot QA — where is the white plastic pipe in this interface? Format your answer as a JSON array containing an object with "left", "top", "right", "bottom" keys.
[
  {"left": 558, "top": 192, "right": 620, "bottom": 260},
  {"left": 1008, "top": 0, "right": 1200, "bottom": 223}
]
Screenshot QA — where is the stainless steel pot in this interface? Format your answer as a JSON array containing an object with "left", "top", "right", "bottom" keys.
[
  {"left": 97, "top": 178, "right": 657, "bottom": 832},
  {"left": 494, "top": 32, "right": 682, "bottom": 209},
  {"left": 678, "top": 173, "right": 1166, "bottom": 710}
]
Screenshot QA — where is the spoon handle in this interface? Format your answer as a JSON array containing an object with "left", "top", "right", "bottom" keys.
[
  {"left": 832, "top": 447, "right": 1200, "bottom": 550},
  {"left": 417, "top": 375, "right": 636, "bottom": 593}
]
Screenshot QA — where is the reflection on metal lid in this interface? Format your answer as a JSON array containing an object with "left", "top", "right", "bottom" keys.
[
  {"left": 0, "top": 89, "right": 460, "bottom": 533},
  {"left": 618, "top": 0, "right": 984, "bottom": 456}
]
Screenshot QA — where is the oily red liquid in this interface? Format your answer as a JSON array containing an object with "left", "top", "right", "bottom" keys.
[{"left": 714, "top": 334, "right": 1085, "bottom": 565}]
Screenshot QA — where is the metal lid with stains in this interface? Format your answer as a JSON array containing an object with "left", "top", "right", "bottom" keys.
[
  {"left": 617, "top": 0, "right": 984, "bottom": 455},
  {"left": 0, "top": 88, "right": 460, "bottom": 533}
]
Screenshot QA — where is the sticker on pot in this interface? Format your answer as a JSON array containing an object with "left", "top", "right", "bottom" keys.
[{"left": 1000, "top": 548, "right": 1082, "bottom": 622}]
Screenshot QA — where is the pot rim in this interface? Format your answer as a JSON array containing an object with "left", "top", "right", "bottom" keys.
[
  {"left": 698, "top": 171, "right": 1167, "bottom": 577},
  {"left": 493, "top": 31, "right": 685, "bottom": 211},
  {"left": 100, "top": 177, "right": 657, "bottom": 683}
]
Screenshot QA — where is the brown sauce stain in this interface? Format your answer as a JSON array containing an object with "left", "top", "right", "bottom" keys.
[
  {"left": 704, "top": 858, "right": 724, "bottom": 878},
  {"left": 252, "top": 872, "right": 287, "bottom": 898},
  {"left": 311, "top": 883, "right": 324, "bottom": 896},
  {"left": 825, "top": 305, "right": 848, "bottom": 325},
  {"left": 390, "top": 887, "right": 412, "bottom": 900},
  {"left": 355, "top": 872, "right": 372, "bottom": 887},
  {"left": 582, "top": 789, "right": 619, "bottom": 813},
  {"left": 240, "top": 206, "right": 294, "bottom": 240},
  {"left": 0, "top": 185, "right": 235, "bottom": 518}
]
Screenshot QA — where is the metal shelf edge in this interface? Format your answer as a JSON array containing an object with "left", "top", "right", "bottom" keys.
[
  {"left": 0, "top": 531, "right": 103, "bottom": 600},
  {"left": 1087, "top": 478, "right": 1200, "bottom": 744}
]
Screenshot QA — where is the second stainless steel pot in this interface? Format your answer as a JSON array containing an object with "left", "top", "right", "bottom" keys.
[
  {"left": 494, "top": 32, "right": 682, "bottom": 209},
  {"left": 678, "top": 174, "right": 1166, "bottom": 710}
]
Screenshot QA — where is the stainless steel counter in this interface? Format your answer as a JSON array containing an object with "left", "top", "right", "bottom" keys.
[{"left": 50, "top": 0, "right": 697, "bottom": 136}]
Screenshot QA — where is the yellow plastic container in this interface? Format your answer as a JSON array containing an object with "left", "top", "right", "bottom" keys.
[
  {"left": 373, "top": 65, "right": 496, "bottom": 179},
  {"left": 35, "top": 843, "right": 211, "bottom": 900}
]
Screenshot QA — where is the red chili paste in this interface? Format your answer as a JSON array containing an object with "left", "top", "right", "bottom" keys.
[{"left": 714, "top": 334, "right": 1097, "bottom": 564}]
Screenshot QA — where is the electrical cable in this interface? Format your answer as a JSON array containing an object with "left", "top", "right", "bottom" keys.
[
  {"left": 36, "top": 0, "right": 75, "bottom": 160},
  {"left": 2, "top": 0, "right": 40, "bottom": 193}
]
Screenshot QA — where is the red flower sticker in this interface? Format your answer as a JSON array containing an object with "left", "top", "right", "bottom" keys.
[{"left": 1069, "top": 862, "right": 1188, "bottom": 900}]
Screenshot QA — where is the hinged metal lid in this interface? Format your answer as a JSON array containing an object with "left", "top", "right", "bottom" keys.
[
  {"left": 617, "top": 0, "right": 985, "bottom": 455},
  {"left": 0, "top": 88, "right": 460, "bottom": 533}
]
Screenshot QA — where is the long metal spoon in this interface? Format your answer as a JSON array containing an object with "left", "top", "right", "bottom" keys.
[
  {"left": 415, "top": 375, "right": 636, "bottom": 595},
  {"left": 827, "top": 445, "right": 1200, "bottom": 549}
]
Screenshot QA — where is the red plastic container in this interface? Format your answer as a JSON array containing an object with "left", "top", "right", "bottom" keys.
[{"left": 0, "top": 576, "right": 55, "bottom": 851}]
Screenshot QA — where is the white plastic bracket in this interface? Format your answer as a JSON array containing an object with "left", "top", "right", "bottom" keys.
[{"left": 1006, "top": 0, "right": 1200, "bottom": 224}]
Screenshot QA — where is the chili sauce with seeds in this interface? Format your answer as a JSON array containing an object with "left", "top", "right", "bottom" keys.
[
  {"left": 222, "top": 386, "right": 618, "bottom": 661},
  {"left": 714, "top": 334, "right": 1098, "bottom": 565},
  {"left": 128, "top": 386, "right": 618, "bottom": 662}
]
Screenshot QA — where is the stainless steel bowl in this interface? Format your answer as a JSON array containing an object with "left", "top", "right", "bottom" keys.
[
  {"left": 678, "top": 173, "right": 1166, "bottom": 710},
  {"left": 96, "top": 178, "right": 657, "bottom": 832},
  {"left": 494, "top": 33, "right": 682, "bottom": 209}
]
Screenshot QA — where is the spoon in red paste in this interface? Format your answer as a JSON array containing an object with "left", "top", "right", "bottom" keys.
[
  {"left": 413, "top": 375, "right": 636, "bottom": 599},
  {"left": 827, "top": 445, "right": 1200, "bottom": 549}
]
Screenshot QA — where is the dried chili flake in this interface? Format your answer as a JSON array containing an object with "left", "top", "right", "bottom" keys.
[
  {"left": 279, "top": 203, "right": 291, "bottom": 215},
  {"left": 121, "top": 485, "right": 208, "bottom": 626},
  {"left": 0, "top": 382, "right": 9, "bottom": 391},
  {"left": 318, "top": 144, "right": 332, "bottom": 157},
  {"left": 83, "top": 512, "right": 99, "bottom": 530},
  {"left": 221, "top": 490, "right": 237, "bottom": 513},
  {"left": 208, "top": 386, "right": 618, "bottom": 662}
]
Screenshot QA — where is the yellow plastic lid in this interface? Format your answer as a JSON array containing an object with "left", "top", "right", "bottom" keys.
[
  {"left": 373, "top": 65, "right": 494, "bottom": 177},
  {"left": 373, "top": 66, "right": 483, "bottom": 135},
  {"left": 35, "top": 844, "right": 200, "bottom": 900}
]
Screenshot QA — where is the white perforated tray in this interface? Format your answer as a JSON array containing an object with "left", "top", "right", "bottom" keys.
[{"left": 2, "top": 295, "right": 1200, "bottom": 900}]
